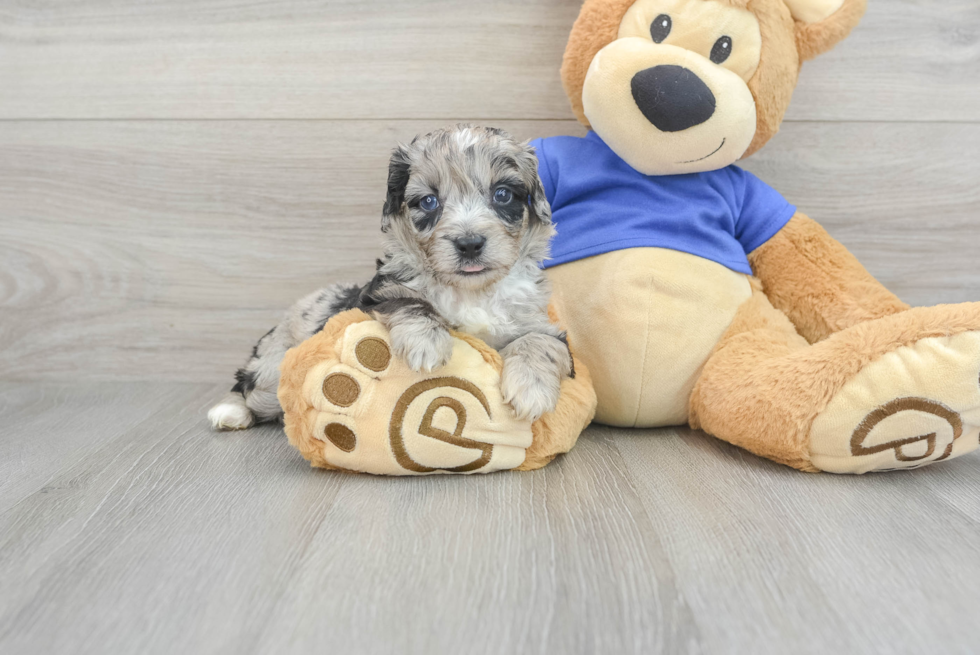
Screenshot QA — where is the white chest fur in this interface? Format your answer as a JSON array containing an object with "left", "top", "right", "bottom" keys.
[{"left": 426, "top": 273, "right": 547, "bottom": 351}]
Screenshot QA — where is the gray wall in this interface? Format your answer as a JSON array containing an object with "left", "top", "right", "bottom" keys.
[{"left": 2, "top": 0, "right": 978, "bottom": 383}]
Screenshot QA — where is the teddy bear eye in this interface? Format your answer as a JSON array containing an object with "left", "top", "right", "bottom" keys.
[
  {"left": 710, "top": 36, "right": 733, "bottom": 64},
  {"left": 649, "top": 14, "right": 671, "bottom": 43}
]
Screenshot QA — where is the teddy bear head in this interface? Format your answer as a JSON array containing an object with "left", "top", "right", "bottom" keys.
[{"left": 561, "top": 0, "right": 866, "bottom": 175}]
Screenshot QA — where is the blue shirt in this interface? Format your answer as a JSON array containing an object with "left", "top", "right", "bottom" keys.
[{"left": 530, "top": 132, "right": 796, "bottom": 274}]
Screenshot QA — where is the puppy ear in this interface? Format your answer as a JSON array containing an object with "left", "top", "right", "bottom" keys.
[
  {"left": 528, "top": 174, "right": 552, "bottom": 225},
  {"left": 786, "top": 0, "right": 867, "bottom": 62},
  {"left": 381, "top": 145, "right": 412, "bottom": 232},
  {"left": 519, "top": 143, "right": 552, "bottom": 225}
]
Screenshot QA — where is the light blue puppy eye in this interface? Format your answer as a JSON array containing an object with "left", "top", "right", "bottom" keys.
[
  {"left": 419, "top": 195, "right": 439, "bottom": 212},
  {"left": 493, "top": 188, "right": 514, "bottom": 204}
]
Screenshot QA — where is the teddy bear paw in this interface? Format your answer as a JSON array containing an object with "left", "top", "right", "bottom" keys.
[
  {"left": 289, "top": 320, "right": 535, "bottom": 475},
  {"left": 809, "top": 331, "right": 980, "bottom": 473}
]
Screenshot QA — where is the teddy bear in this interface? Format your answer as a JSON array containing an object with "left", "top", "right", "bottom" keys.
[
  {"left": 539, "top": 0, "right": 980, "bottom": 473},
  {"left": 278, "top": 0, "right": 980, "bottom": 475}
]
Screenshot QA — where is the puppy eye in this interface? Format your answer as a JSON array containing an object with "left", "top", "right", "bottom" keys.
[
  {"left": 710, "top": 36, "right": 732, "bottom": 64},
  {"left": 492, "top": 188, "right": 515, "bottom": 204},
  {"left": 650, "top": 14, "right": 671, "bottom": 43},
  {"left": 419, "top": 195, "right": 439, "bottom": 212}
]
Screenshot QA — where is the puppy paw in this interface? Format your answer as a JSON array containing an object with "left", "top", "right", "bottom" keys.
[
  {"left": 389, "top": 325, "right": 455, "bottom": 372},
  {"left": 501, "top": 358, "right": 562, "bottom": 422},
  {"left": 208, "top": 400, "right": 254, "bottom": 431}
]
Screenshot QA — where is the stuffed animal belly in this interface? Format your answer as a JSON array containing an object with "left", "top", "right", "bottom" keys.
[{"left": 548, "top": 247, "right": 751, "bottom": 428}]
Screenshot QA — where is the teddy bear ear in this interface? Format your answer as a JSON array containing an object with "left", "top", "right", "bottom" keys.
[
  {"left": 784, "top": 0, "right": 845, "bottom": 24},
  {"left": 786, "top": 0, "right": 867, "bottom": 62}
]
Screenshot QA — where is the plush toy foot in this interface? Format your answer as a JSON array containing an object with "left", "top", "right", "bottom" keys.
[
  {"left": 277, "top": 310, "right": 596, "bottom": 475},
  {"left": 810, "top": 330, "right": 980, "bottom": 473}
]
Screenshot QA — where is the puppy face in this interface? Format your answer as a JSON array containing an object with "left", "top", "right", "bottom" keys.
[{"left": 381, "top": 126, "right": 553, "bottom": 291}]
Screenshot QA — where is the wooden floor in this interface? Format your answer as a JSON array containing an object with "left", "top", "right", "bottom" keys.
[
  {"left": 3, "top": 382, "right": 980, "bottom": 654},
  {"left": 2, "top": 1, "right": 980, "bottom": 653}
]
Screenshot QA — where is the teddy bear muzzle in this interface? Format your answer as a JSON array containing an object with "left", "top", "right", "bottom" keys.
[{"left": 581, "top": 38, "right": 757, "bottom": 176}]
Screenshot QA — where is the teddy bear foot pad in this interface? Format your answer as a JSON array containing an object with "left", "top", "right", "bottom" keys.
[
  {"left": 281, "top": 317, "right": 539, "bottom": 475},
  {"left": 810, "top": 331, "right": 980, "bottom": 473}
]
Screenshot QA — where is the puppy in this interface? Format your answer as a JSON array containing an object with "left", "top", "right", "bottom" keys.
[{"left": 208, "top": 125, "right": 573, "bottom": 431}]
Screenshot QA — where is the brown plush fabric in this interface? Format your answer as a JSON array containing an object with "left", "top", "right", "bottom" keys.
[
  {"left": 796, "top": 0, "right": 867, "bottom": 62},
  {"left": 748, "top": 213, "right": 909, "bottom": 343},
  {"left": 741, "top": 0, "right": 800, "bottom": 157},
  {"left": 560, "top": 0, "right": 866, "bottom": 156},
  {"left": 279, "top": 309, "right": 371, "bottom": 471},
  {"left": 561, "top": 0, "right": 639, "bottom": 127},
  {"left": 689, "top": 279, "right": 816, "bottom": 470},
  {"left": 690, "top": 286, "right": 980, "bottom": 472}
]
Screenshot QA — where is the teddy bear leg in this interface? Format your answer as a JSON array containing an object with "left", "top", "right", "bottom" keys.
[
  {"left": 805, "top": 305, "right": 980, "bottom": 473},
  {"left": 688, "top": 282, "right": 817, "bottom": 470},
  {"left": 749, "top": 213, "right": 911, "bottom": 343},
  {"left": 690, "top": 287, "right": 980, "bottom": 473}
]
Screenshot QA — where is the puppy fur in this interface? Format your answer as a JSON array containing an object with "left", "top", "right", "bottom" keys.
[{"left": 208, "top": 125, "right": 573, "bottom": 431}]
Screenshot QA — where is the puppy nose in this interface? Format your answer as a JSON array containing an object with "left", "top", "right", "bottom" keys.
[
  {"left": 630, "top": 65, "right": 716, "bottom": 132},
  {"left": 453, "top": 235, "right": 486, "bottom": 258}
]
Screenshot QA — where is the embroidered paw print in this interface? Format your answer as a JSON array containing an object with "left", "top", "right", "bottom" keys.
[
  {"left": 318, "top": 337, "right": 392, "bottom": 452},
  {"left": 300, "top": 320, "right": 533, "bottom": 475},
  {"left": 809, "top": 331, "right": 980, "bottom": 473}
]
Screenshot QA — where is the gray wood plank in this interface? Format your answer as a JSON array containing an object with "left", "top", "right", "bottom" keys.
[
  {"left": 0, "top": 0, "right": 976, "bottom": 122},
  {"left": 0, "top": 382, "right": 700, "bottom": 655},
  {"left": 609, "top": 425, "right": 980, "bottom": 655},
  {"left": 2, "top": 119, "right": 978, "bottom": 382},
  {"left": 0, "top": 381, "right": 211, "bottom": 511},
  {"left": 2, "top": 384, "right": 978, "bottom": 654},
  {"left": 786, "top": 0, "right": 980, "bottom": 122},
  {"left": 0, "top": 0, "right": 579, "bottom": 121}
]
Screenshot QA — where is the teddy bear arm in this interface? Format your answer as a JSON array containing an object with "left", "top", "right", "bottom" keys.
[{"left": 747, "top": 212, "right": 909, "bottom": 343}]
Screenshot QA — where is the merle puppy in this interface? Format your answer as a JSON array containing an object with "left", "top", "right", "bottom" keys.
[{"left": 209, "top": 125, "right": 573, "bottom": 430}]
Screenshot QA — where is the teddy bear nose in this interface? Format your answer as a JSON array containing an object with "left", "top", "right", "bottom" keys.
[{"left": 630, "top": 65, "right": 716, "bottom": 133}]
